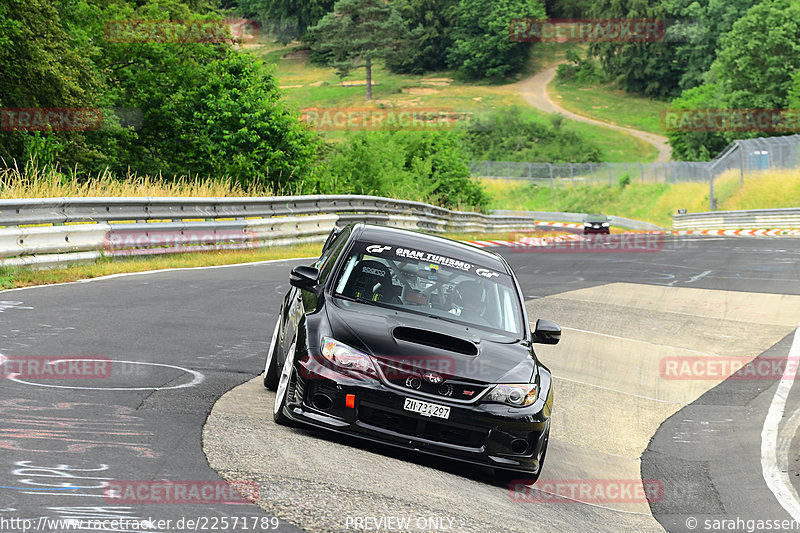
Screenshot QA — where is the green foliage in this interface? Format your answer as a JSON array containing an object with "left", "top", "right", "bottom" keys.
[
  {"left": 447, "top": 0, "right": 545, "bottom": 80},
  {"left": 708, "top": 0, "right": 800, "bottom": 110},
  {"left": 545, "top": 0, "right": 593, "bottom": 18},
  {"left": 116, "top": 48, "right": 321, "bottom": 187},
  {"left": 235, "top": 0, "right": 336, "bottom": 42},
  {"left": 0, "top": 0, "right": 105, "bottom": 166},
  {"left": 384, "top": 0, "right": 460, "bottom": 74},
  {"left": 321, "top": 131, "right": 489, "bottom": 210},
  {"left": 556, "top": 50, "right": 605, "bottom": 85},
  {"left": 1, "top": 0, "right": 321, "bottom": 190},
  {"left": 662, "top": 0, "right": 758, "bottom": 93},
  {"left": 459, "top": 107, "right": 602, "bottom": 163},
  {"left": 618, "top": 172, "right": 630, "bottom": 188},
  {"left": 788, "top": 71, "right": 800, "bottom": 110},
  {"left": 309, "top": 0, "right": 409, "bottom": 99},
  {"left": 586, "top": 0, "right": 680, "bottom": 98},
  {"left": 665, "top": 83, "right": 726, "bottom": 161},
  {"left": 667, "top": 0, "right": 800, "bottom": 160}
]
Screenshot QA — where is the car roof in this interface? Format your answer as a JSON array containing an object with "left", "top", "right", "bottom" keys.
[
  {"left": 352, "top": 223, "right": 509, "bottom": 273},
  {"left": 585, "top": 214, "right": 609, "bottom": 220}
]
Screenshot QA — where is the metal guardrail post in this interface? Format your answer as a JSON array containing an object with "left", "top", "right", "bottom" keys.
[
  {"left": 738, "top": 141, "right": 745, "bottom": 187},
  {"left": 708, "top": 167, "right": 715, "bottom": 211}
]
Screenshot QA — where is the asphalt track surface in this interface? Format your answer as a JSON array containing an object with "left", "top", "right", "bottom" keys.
[{"left": 2, "top": 235, "right": 800, "bottom": 532}]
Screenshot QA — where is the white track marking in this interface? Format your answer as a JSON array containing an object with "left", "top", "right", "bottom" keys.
[
  {"left": 686, "top": 270, "right": 713, "bottom": 284},
  {"left": 560, "top": 326, "right": 721, "bottom": 358},
  {"left": 552, "top": 375, "right": 686, "bottom": 405},
  {"left": 0, "top": 355, "right": 204, "bottom": 391},
  {"left": 761, "top": 325, "right": 800, "bottom": 521}
]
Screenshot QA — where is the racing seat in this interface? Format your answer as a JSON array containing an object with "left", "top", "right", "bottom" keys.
[{"left": 342, "top": 260, "right": 401, "bottom": 304}]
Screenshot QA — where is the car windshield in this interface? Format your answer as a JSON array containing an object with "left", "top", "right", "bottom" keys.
[{"left": 332, "top": 241, "right": 523, "bottom": 337}]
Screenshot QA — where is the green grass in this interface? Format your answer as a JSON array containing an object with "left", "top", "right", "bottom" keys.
[
  {"left": 483, "top": 169, "right": 800, "bottom": 228},
  {"left": 550, "top": 78, "right": 670, "bottom": 136},
  {"left": 564, "top": 120, "right": 657, "bottom": 163},
  {"left": 252, "top": 42, "right": 657, "bottom": 163}
]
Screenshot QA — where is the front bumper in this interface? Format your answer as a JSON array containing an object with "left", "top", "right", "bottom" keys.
[
  {"left": 584, "top": 225, "right": 610, "bottom": 234},
  {"left": 279, "top": 355, "right": 551, "bottom": 474}
]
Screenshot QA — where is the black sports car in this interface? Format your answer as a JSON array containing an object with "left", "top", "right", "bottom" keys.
[
  {"left": 583, "top": 214, "right": 611, "bottom": 234},
  {"left": 263, "top": 223, "right": 561, "bottom": 481}
]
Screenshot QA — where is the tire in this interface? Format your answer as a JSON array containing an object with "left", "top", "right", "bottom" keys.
[
  {"left": 494, "top": 431, "right": 549, "bottom": 484},
  {"left": 273, "top": 341, "right": 297, "bottom": 426},
  {"left": 263, "top": 316, "right": 282, "bottom": 390}
]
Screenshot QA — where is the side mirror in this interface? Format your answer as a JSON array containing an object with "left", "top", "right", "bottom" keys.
[
  {"left": 290, "top": 265, "right": 320, "bottom": 291},
  {"left": 532, "top": 318, "right": 561, "bottom": 345}
]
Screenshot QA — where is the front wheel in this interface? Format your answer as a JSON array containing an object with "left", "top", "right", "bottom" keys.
[
  {"left": 263, "top": 316, "right": 282, "bottom": 390},
  {"left": 273, "top": 341, "right": 296, "bottom": 426}
]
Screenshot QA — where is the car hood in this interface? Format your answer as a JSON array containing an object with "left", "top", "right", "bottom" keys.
[{"left": 325, "top": 298, "right": 535, "bottom": 384}]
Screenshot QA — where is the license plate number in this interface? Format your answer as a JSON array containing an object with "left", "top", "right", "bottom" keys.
[{"left": 403, "top": 398, "right": 450, "bottom": 419}]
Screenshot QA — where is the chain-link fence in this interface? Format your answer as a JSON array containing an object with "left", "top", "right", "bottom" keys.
[{"left": 471, "top": 135, "right": 800, "bottom": 193}]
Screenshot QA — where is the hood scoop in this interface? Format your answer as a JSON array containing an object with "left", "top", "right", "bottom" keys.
[{"left": 392, "top": 326, "right": 478, "bottom": 356}]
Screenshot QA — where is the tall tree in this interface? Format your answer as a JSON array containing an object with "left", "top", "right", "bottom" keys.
[
  {"left": 236, "top": 0, "right": 336, "bottom": 42},
  {"left": 309, "top": 0, "right": 407, "bottom": 100},
  {"left": 447, "top": 0, "right": 545, "bottom": 80},
  {"left": 707, "top": 0, "right": 800, "bottom": 110},
  {"left": 0, "top": 0, "right": 104, "bottom": 166},
  {"left": 384, "top": 0, "right": 459, "bottom": 74}
]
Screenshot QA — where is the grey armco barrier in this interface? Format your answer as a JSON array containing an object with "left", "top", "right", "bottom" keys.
[
  {"left": 0, "top": 196, "right": 555, "bottom": 269},
  {"left": 673, "top": 208, "right": 800, "bottom": 230}
]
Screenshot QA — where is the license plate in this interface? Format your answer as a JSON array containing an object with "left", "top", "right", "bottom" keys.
[{"left": 403, "top": 398, "right": 450, "bottom": 419}]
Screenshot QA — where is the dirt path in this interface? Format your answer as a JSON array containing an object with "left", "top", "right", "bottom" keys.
[{"left": 517, "top": 65, "right": 672, "bottom": 162}]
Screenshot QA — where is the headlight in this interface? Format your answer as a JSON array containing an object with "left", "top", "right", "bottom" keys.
[
  {"left": 321, "top": 337, "right": 376, "bottom": 375},
  {"left": 583, "top": 222, "right": 592, "bottom": 227},
  {"left": 601, "top": 222, "right": 610, "bottom": 227},
  {"left": 488, "top": 384, "right": 538, "bottom": 407}
]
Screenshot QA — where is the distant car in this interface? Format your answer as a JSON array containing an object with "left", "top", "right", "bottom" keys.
[
  {"left": 263, "top": 223, "right": 561, "bottom": 481},
  {"left": 583, "top": 214, "right": 611, "bottom": 234}
]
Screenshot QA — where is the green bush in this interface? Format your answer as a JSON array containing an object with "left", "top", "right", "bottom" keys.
[
  {"left": 556, "top": 50, "right": 606, "bottom": 86},
  {"left": 320, "top": 130, "right": 489, "bottom": 211},
  {"left": 459, "top": 107, "right": 602, "bottom": 163}
]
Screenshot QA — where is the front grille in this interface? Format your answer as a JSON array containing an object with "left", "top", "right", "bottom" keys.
[
  {"left": 374, "top": 360, "right": 488, "bottom": 402},
  {"left": 359, "top": 405, "right": 487, "bottom": 448}
]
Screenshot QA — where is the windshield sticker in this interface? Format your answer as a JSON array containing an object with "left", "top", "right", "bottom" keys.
[
  {"left": 395, "top": 248, "right": 472, "bottom": 271},
  {"left": 366, "top": 244, "right": 392, "bottom": 254},
  {"left": 358, "top": 242, "right": 503, "bottom": 278}
]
